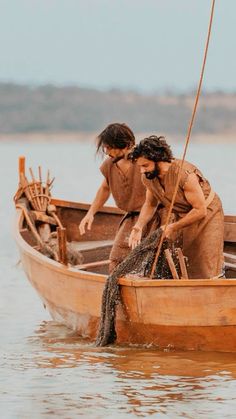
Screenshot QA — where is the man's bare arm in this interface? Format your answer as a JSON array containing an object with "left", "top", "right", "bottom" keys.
[
  {"left": 79, "top": 178, "right": 111, "bottom": 235},
  {"left": 164, "top": 173, "right": 207, "bottom": 239},
  {"left": 129, "top": 189, "right": 158, "bottom": 249}
]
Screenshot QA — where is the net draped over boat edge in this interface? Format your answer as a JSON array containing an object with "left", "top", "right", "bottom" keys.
[{"left": 96, "top": 227, "right": 179, "bottom": 347}]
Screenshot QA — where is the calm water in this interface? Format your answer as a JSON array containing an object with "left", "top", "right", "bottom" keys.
[{"left": 1, "top": 140, "right": 236, "bottom": 419}]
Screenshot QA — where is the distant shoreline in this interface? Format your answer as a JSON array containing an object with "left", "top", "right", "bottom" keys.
[
  {"left": 0, "top": 131, "right": 235, "bottom": 144},
  {"left": 0, "top": 84, "right": 235, "bottom": 138}
]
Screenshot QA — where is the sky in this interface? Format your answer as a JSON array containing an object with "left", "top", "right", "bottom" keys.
[{"left": 1, "top": 0, "right": 235, "bottom": 92}]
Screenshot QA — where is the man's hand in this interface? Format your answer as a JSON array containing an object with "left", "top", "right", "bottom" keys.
[
  {"left": 79, "top": 213, "right": 94, "bottom": 235},
  {"left": 128, "top": 225, "right": 142, "bottom": 250},
  {"left": 161, "top": 223, "right": 178, "bottom": 241}
]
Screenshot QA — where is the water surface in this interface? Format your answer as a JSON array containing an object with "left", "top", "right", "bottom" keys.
[{"left": 1, "top": 140, "right": 236, "bottom": 418}]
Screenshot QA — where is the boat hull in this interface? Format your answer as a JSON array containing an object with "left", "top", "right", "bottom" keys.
[
  {"left": 15, "top": 203, "right": 236, "bottom": 352},
  {"left": 17, "top": 235, "right": 236, "bottom": 352}
]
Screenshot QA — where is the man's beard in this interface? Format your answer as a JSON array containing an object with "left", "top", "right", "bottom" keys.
[{"left": 144, "top": 163, "right": 159, "bottom": 179}]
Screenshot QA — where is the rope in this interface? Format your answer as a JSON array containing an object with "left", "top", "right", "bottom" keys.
[{"left": 150, "top": 0, "right": 216, "bottom": 278}]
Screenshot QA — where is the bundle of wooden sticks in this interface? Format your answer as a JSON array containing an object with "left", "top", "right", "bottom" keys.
[
  {"left": 15, "top": 156, "right": 69, "bottom": 265},
  {"left": 19, "top": 166, "right": 55, "bottom": 212}
]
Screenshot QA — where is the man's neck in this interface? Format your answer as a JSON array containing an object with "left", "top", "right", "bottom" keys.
[{"left": 157, "top": 161, "right": 172, "bottom": 179}]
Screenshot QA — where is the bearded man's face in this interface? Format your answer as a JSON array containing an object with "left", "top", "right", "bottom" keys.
[{"left": 137, "top": 157, "right": 159, "bottom": 179}]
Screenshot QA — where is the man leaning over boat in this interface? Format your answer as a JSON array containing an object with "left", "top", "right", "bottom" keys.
[
  {"left": 128, "top": 135, "right": 224, "bottom": 279},
  {"left": 79, "top": 123, "right": 157, "bottom": 272}
]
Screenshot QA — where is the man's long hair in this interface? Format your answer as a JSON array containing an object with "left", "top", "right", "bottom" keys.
[
  {"left": 97, "top": 123, "right": 135, "bottom": 154},
  {"left": 128, "top": 135, "right": 173, "bottom": 162}
]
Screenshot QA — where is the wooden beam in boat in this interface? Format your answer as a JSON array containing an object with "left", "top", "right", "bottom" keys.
[
  {"left": 75, "top": 259, "right": 110, "bottom": 271},
  {"left": 224, "top": 252, "right": 236, "bottom": 265},
  {"left": 31, "top": 211, "right": 57, "bottom": 225},
  {"left": 51, "top": 198, "right": 124, "bottom": 215},
  {"left": 164, "top": 249, "right": 179, "bottom": 279},
  {"left": 224, "top": 215, "right": 236, "bottom": 223},
  {"left": 177, "top": 248, "right": 189, "bottom": 279},
  {"left": 224, "top": 222, "right": 236, "bottom": 242},
  {"left": 57, "top": 227, "right": 68, "bottom": 265}
]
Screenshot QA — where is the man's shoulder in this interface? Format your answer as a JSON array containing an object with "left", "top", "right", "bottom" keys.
[
  {"left": 100, "top": 157, "right": 113, "bottom": 172},
  {"left": 172, "top": 159, "right": 198, "bottom": 173}
]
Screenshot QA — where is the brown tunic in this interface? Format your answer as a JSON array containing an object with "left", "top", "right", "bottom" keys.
[
  {"left": 100, "top": 158, "right": 146, "bottom": 212},
  {"left": 142, "top": 159, "right": 224, "bottom": 279},
  {"left": 100, "top": 158, "right": 147, "bottom": 270}
]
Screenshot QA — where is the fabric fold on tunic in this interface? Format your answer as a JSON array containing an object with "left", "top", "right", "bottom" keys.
[
  {"left": 100, "top": 158, "right": 151, "bottom": 270},
  {"left": 142, "top": 159, "right": 224, "bottom": 279}
]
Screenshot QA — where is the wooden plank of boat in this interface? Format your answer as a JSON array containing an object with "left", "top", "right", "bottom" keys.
[
  {"left": 71, "top": 240, "right": 114, "bottom": 251},
  {"left": 14, "top": 200, "right": 236, "bottom": 352},
  {"left": 224, "top": 223, "right": 236, "bottom": 242},
  {"left": 75, "top": 260, "right": 110, "bottom": 270},
  {"left": 224, "top": 252, "right": 236, "bottom": 264}
]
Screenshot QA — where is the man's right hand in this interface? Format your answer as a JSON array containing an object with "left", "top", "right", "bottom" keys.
[
  {"left": 79, "top": 214, "right": 94, "bottom": 235},
  {"left": 128, "top": 225, "right": 142, "bottom": 250}
]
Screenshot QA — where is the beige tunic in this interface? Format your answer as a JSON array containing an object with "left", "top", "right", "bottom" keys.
[
  {"left": 100, "top": 158, "right": 147, "bottom": 270},
  {"left": 143, "top": 159, "right": 224, "bottom": 279}
]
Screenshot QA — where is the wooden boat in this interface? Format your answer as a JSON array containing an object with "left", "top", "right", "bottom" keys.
[{"left": 14, "top": 196, "right": 236, "bottom": 352}]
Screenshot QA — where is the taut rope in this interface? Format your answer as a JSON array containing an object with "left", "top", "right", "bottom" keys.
[{"left": 150, "top": 0, "right": 216, "bottom": 278}]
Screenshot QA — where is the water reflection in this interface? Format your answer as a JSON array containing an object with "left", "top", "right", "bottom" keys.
[
  {"left": 2, "top": 142, "right": 236, "bottom": 418},
  {"left": 15, "top": 320, "right": 236, "bottom": 418},
  {"left": 32, "top": 321, "right": 236, "bottom": 377}
]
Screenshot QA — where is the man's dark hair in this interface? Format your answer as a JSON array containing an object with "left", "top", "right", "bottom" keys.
[
  {"left": 128, "top": 135, "right": 173, "bottom": 162},
  {"left": 97, "top": 123, "right": 135, "bottom": 153}
]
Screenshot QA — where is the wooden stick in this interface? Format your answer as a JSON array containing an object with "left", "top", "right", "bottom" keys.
[
  {"left": 46, "top": 169, "right": 50, "bottom": 187},
  {"left": 48, "top": 177, "right": 55, "bottom": 189},
  {"left": 150, "top": 0, "right": 216, "bottom": 278},
  {"left": 52, "top": 213, "right": 63, "bottom": 229},
  {"left": 75, "top": 259, "right": 110, "bottom": 270},
  {"left": 57, "top": 227, "right": 68, "bottom": 265},
  {"left": 18, "top": 156, "right": 25, "bottom": 181},
  {"left": 38, "top": 166, "right": 44, "bottom": 209},
  {"left": 16, "top": 202, "right": 44, "bottom": 246},
  {"left": 164, "top": 249, "right": 179, "bottom": 279},
  {"left": 47, "top": 204, "right": 64, "bottom": 229},
  {"left": 45, "top": 169, "right": 50, "bottom": 201},
  {"left": 177, "top": 248, "right": 189, "bottom": 279},
  {"left": 31, "top": 210, "right": 57, "bottom": 225},
  {"left": 29, "top": 167, "right": 41, "bottom": 210},
  {"left": 20, "top": 173, "right": 35, "bottom": 203}
]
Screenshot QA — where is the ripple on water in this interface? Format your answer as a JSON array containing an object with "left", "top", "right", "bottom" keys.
[{"left": 1, "top": 142, "right": 236, "bottom": 418}]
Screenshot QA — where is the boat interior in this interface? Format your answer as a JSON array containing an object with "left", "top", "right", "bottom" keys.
[{"left": 19, "top": 198, "right": 236, "bottom": 278}]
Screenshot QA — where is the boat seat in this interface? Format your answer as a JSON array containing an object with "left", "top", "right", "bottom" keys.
[
  {"left": 224, "top": 252, "right": 236, "bottom": 265},
  {"left": 74, "top": 259, "right": 110, "bottom": 271},
  {"left": 69, "top": 239, "right": 114, "bottom": 251}
]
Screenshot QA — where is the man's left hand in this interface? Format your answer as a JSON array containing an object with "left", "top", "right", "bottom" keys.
[{"left": 161, "top": 223, "right": 178, "bottom": 241}]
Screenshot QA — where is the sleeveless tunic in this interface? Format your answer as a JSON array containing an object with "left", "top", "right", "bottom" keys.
[
  {"left": 142, "top": 159, "right": 224, "bottom": 279},
  {"left": 100, "top": 158, "right": 146, "bottom": 271}
]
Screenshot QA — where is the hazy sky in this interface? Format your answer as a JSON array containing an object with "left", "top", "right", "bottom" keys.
[{"left": 1, "top": 0, "right": 235, "bottom": 92}]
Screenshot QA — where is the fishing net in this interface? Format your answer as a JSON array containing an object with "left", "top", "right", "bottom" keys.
[
  {"left": 96, "top": 227, "right": 180, "bottom": 347},
  {"left": 40, "top": 232, "right": 84, "bottom": 265}
]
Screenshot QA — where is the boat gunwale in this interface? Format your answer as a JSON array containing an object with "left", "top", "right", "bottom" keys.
[
  {"left": 50, "top": 199, "right": 236, "bottom": 224},
  {"left": 51, "top": 198, "right": 124, "bottom": 215},
  {"left": 14, "top": 203, "right": 236, "bottom": 288}
]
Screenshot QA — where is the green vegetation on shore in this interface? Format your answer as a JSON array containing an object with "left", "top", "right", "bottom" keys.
[{"left": 0, "top": 83, "right": 235, "bottom": 137}]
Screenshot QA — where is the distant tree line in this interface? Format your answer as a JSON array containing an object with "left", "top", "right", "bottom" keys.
[{"left": 0, "top": 83, "right": 235, "bottom": 136}]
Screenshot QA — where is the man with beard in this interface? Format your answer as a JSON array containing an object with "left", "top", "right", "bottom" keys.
[
  {"left": 128, "top": 135, "right": 224, "bottom": 279},
  {"left": 79, "top": 123, "right": 153, "bottom": 272}
]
